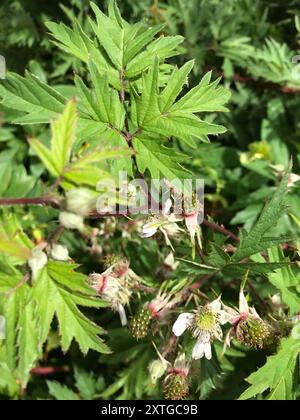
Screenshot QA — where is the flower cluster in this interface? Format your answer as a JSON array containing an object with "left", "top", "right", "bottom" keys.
[
  {"left": 172, "top": 297, "right": 229, "bottom": 360},
  {"left": 88, "top": 257, "right": 141, "bottom": 326}
]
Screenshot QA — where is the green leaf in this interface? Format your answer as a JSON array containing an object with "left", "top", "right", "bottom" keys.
[
  {"left": 133, "top": 136, "right": 191, "bottom": 180},
  {"left": 0, "top": 214, "right": 32, "bottom": 264},
  {"left": 136, "top": 56, "right": 160, "bottom": 125},
  {"left": 74, "top": 367, "right": 100, "bottom": 400},
  {"left": 124, "top": 24, "right": 165, "bottom": 64},
  {"left": 159, "top": 60, "right": 194, "bottom": 112},
  {"left": 16, "top": 297, "right": 39, "bottom": 386},
  {"left": 33, "top": 262, "right": 110, "bottom": 355},
  {"left": 29, "top": 99, "right": 77, "bottom": 176},
  {"left": 0, "top": 72, "right": 66, "bottom": 124},
  {"left": 51, "top": 99, "right": 77, "bottom": 173},
  {"left": 267, "top": 247, "right": 300, "bottom": 315},
  {"left": 132, "top": 58, "right": 229, "bottom": 146},
  {"left": 0, "top": 363, "right": 19, "bottom": 397},
  {"left": 239, "top": 334, "right": 300, "bottom": 400},
  {"left": 45, "top": 20, "right": 120, "bottom": 88},
  {"left": 47, "top": 381, "right": 79, "bottom": 401},
  {"left": 0, "top": 283, "right": 40, "bottom": 387},
  {"left": 232, "top": 164, "right": 291, "bottom": 261},
  {"left": 170, "top": 72, "right": 231, "bottom": 113},
  {"left": 126, "top": 35, "right": 184, "bottom": 79},
  {"left": 89, "top": 2, "right": 124, "bottom": 69}
]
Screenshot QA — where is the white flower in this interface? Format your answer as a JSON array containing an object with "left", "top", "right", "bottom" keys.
[
  {"left": 50, "top": 244, "right": 69, "bottom": 261},
  {"left": 140, "top": 199, "right": 183, "bottom": 250},
  {"left": 59, "top": 211, "right": 85, "bottom": 231},
  {"left": 28, "top": 248, "right": 48, "bottom": 279},
  {"left": 66, "top": 188, "right": 96, "bottom": 217},
  {"left": 172, "top": 298, "right": 229, "bottom": 360}
]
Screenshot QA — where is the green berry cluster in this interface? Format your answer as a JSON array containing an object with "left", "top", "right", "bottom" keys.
[
  {"left": 236, "top": 316, "right": 271, "bottom": 349},
  {"left": 129, "top": 307, "right": 152, "bottom": 340},
  {"left": 164, "top": 373, "right": 189, "bottom": 400}
]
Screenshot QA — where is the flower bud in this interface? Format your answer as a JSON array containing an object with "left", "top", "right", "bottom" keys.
[
  {"left": 149, "top": 359, "right": 169, "bottom": 384},
  {"left": 28, "top": 248, "right": 48, "bottom": 279},
  {"left": 129, "top": 307, "right": 152, "bottom": 340},
  {"left": 59, "top": 211, "right": 84, "bottom": 231},
  {"left": 236, "top": 316, "right": 271, "bottom": 349},
  {"left": 50, "top": 244, "right": 69, "bottom": 261},
  {"left": 66, "top": 188, "right": 95, "bottom": 217},
  {"left": 163, "top": 372, "right": 189, "bottom": 400}
]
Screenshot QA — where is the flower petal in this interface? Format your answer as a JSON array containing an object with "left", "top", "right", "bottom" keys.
[
  {"left": 209, "top": 296, "right": 222, "bottom": 312},
  {"left": 239, "top": 290, "right": 250, "bottom": 315},
  {"left": 185, "top": 212, "right": 198, "bottom": 242},
  {"left": 140, "top": 225, "right": 158, "bottom": 238},
  {"left": 219, "top": 309, "right": 234, "bottom": 325},
  {"left": 172, "top": 313, "right": 193, "bottom": 336},
  {"left": 192, "top": 340, "right": 205, "bottom": 360},
  {"left": 162, "top": 199, "right": 173, "bottom": 215},
  {"left": 204, "top": 342, "right": 212, "bottom": 360},
  {"left": 117, "top": 303, "right": 127, "bottom": 326}
]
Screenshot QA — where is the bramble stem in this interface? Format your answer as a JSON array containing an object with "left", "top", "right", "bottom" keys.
[{"left": 0, "top": 196, "right": 60, "bottom": 208}]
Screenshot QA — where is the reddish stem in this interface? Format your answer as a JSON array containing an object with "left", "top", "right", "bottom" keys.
[
  {"left": 0, "top": 196, "right": 60, "bottom": 208},
  {"left": 202, "top": 219, "right": 240, "bottom": 242},
  {"left": 31, "top": 366, "right": 70, "bottom": 376}
]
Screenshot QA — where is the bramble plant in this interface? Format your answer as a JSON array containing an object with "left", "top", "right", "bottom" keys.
[{"left": 0, "top": 0, "right": 299, "bottom": 401}]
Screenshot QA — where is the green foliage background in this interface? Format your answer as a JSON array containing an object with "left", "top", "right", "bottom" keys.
[{"left": 0, "top": 0, "right": 299, "bottom": 400}]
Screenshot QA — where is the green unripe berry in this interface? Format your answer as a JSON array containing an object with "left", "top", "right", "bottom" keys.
[
  {"left": 164, "top": 373, "right": 189, "bottom": 400},
  {"left": 236, "top": 316, "right": 271, "bottom": 349},
  {"left": 129, "top": 307, "right": 152, "bottom": 340}
]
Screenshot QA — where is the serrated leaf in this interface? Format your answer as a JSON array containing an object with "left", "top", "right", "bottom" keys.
[
  {"left": 45, "top": 20, "right": 120, "bottom": 88},
  {"left": 232, "top": 164, "right": 292, "bottom": 261},
  {"left": 74, "top": 367, "right": 100, "bottom": 400},
  {"left": 0, "top": 283, "right": 40, "bottom": 387},
  {"left": 132, "top": 58, "right": 229, "bottom": 146},
  {"left": 267, "top": 247, "right": 300, "bottom": 315},
  {"left": 239, "top": 334, "right": 300, "bottom": 400},
  {"left": 170, "top": 72, "right": 231, "bottom": 113},
  {"left": 0, "top": 72, "right": 66, "bottom": 124},
  {"left": 32, "top": 263, "right": 110, "bottom": 355},
  {"left": 133, "top": 136, "right": 190, "bottom": 180},
  {"left": 126, "top": 35, "right": 184, "bottom": 78},
  {"left": 29, "top": 99, "right": 77, "bottom": 177},
  {"left": 0, "top": 363, "right": 19, "bottom": 397},
  {"left": 47, "top": 381, "right": 79, "bottom": 401},
  {"left": 16, "top": 298, "right": 39, "bottom": 386},
  {"left": 159, "top": 60, "right": 194, "bottom": 112}
]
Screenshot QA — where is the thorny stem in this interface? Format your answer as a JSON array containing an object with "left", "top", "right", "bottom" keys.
[{"left": 202, "top": 218, "right": 240, "bottom": 243}]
